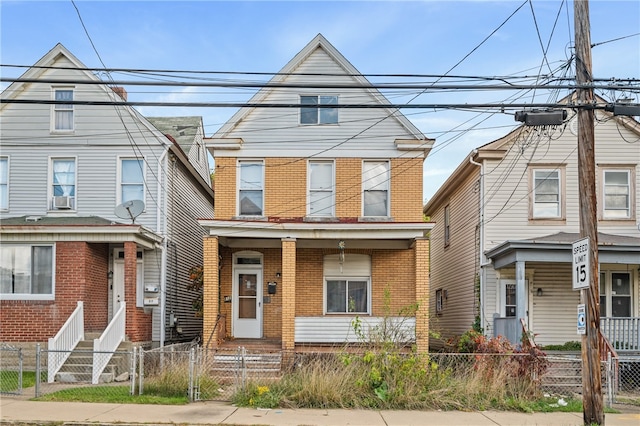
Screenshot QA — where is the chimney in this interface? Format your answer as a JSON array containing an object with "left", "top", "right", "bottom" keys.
[{"left": 112, "top": 86, "right": 127, "bottom": 101}]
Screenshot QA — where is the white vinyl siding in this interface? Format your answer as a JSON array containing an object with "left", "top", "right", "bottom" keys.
[
  {"left": 0, "top": 157, "right": 8, "bottom": 210},
  {"left": 0, "top": 244, "right": 55, "bottom": 300},
  {"left": 52, "top": 88, "right": 74, "bottom": 132},
  {"left": 238, "top": 160, "right": 264, "bottom": 216},
  {"left": 308, "top": 160, "right": 334, "bottom": 216},
  {"left": 362, "top": 160, "right": 389, "bottom": 217}
]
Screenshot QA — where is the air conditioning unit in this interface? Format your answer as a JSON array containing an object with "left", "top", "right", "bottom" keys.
[{"left": 53, "top": 196, "right": 72, "bottom": 209}]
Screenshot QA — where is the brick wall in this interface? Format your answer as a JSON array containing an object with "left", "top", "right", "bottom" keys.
[
  {"left": 212, "top": 157, "right": 424, "bottom": 221},
  {"left": 124, "top": 241, "right": 152, "bottom": 342},
  {"left": 0, "top": 241, "right": 109, "bottom": 342}
]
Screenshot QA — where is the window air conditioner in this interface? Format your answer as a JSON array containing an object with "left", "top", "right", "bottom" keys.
[{"left": 53, "top": 195, "right": 72, "bottom": 209}]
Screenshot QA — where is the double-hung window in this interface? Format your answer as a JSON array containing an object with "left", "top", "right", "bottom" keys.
[
  {"left": 308, "top": 160, "right": 334, "bottom": 217},
  {"left": 362, "top": 161, "right": 389, "bottom": 217},
  {"left": 120, "top": 158, "right": 145, "bottom": 204},
  {"left": 324, "top": 253, "right": 371, "bottom": 314},
  {"left": 300, "top": 95, "right": 338, "bottom": 125},
  {"left": 51, "top": 158, "right": 76, "bottom": 210},
  {"left": 238, "top": 160, "right": 264, "bottom": 216},
  {"left": 602, "top": 169, "right": 631, "bottom": 219},
  {"left": 531, "top": 168, "right": 561, "bottom": 218},
  {"left": 0, "top": 244, "right": 54, "bottom": 300},
  {"left": 0, "top": 157, "right": 7, "bottom": 210},
  {"left": 600, "top": 271, "right": 632, "bottom": 317},
  {"left": 52, "top": 88, "right": 74, "bottom": 132}
]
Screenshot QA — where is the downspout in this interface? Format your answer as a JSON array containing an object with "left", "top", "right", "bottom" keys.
[
  {"left": 469, "top": 150, "right": 487, "bottom": 332},
  {"left": 158, "top": 148, "right": 169, "bottom": 348}
]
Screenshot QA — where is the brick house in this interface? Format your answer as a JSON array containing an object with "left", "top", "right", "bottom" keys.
[{"left": 199, "top": 34, "right": 434, "bottom": 352}]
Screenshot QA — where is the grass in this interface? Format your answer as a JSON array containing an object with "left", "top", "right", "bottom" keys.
[
  {"left": 0, "top": 371, "right": 43, "bottom": 392},
  {"left": 35, "top": 385, "right": 189, "bottom": 404}
]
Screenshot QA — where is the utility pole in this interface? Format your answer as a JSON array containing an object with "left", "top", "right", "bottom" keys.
[{"left": 574, "top": 1, "right": 604, "bottom": 424}]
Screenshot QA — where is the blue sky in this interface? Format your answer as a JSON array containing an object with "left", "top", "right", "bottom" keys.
[{"left": 2, "top": 1, "right": 639, "bottom": 202}]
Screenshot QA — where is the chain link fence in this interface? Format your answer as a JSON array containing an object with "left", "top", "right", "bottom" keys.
[
  {"left": 6, "top": 343, "right": 636, "bottom": 406},
  {"left": 0, "top": 345, "right": 23, "bottom": 395}
]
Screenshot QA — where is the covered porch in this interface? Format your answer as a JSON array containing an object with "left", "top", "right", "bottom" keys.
[
  {"left": 485, "top": 232, "right": 640, "bottom": 352},
  {"left": 199, "top": 220, "right": 432, "bottom": 353}
]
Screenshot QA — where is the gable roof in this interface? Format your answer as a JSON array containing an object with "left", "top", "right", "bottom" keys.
[
  {"left": 211, "top": 34, "right": 427, "bottom": 141},
  {"left": 147, "top": 116, "right": 203, "bottom": 154}
]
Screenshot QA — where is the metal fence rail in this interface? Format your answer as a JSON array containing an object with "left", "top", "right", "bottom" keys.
[
  {"left": 0, "top": 345, "right": 23, "bottom": 395},
  {"left": 18, "top": 344, "right": 640, "bottom": 405}
]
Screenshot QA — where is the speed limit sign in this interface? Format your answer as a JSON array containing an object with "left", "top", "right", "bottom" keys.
[{"left": 572, "top": 238, "right": 590, "bottom": 290}]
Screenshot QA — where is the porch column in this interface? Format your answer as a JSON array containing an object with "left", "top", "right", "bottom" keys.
[
  {"left": 414, "top": 237, "right": 430, "bottom": 354},
  {"left": 516, "top": 261, "right": 526, "bottom": 325},
  {"left": 281, "top": 238, "right": 297, "bottom": 351},
  {"left": 124, "top": 241, "right": 150, "bottom": 342},
  {"left": 203, "top": 236, "right": 219, "bottom": 349}
]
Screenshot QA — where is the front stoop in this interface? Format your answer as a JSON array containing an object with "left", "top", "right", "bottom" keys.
[
  {"left": 211, "top": 351, "right": 282, "bottom": 381},
  {"left": 54, "top": 336, "right": 132, "bottom": 384}
]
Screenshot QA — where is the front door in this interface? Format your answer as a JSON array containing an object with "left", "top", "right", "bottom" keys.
[
  {"left": 112, "top": 261, "right": 126, "bottom": 316},
  {"left": 233, "top": 268, "right": 262, "bottom": 338}
]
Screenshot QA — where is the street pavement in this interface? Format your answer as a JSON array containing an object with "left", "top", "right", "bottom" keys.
[{"left": 1, "top": 395, "right": 640, "bottom": 426}]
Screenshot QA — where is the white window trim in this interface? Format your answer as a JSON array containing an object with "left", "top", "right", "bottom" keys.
[
  {"left": 362, "top": 160, "right": 390, "bottom": 218},
  {"left": 529, "top": 166, "right": 566, "bottom": 220},
  {"left": 0, "top": 156, "right": 9, "bottom": 211},
  {"left": 0, "top": 243, "right": 56, "bottom": 301},
  {"left": 236, "top": 160, "right": 264, "bottom": 217},
  {"left": 435, "top": 289, "right": 444, "bottom": 314},
  {"left": 599, "top": 166, "right": 634, "bottom": 220},
  {"left": 117, "top": 156, "right": 146, "bottom": 209},
  {"left": 48, "top": 156, "right": 77, "bottom": 212},
  {"left": 50, "top": 86, "right": 75, "bottom": 133},
  {"left": 323, "top": 276, "right": 372, "bottom": 315},
  {"left": 307, "top": 159, "right": 335, "bottom": 217},
  {"left": 299, "top": 95, "right": 339, "bottom": 125}
]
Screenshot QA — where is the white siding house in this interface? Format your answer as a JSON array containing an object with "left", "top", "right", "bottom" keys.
[
  {"left": 0, "top": 44, "right": 214, "bottom": 349},
  {"left": 424, "top": 103, "right": 640, "bottom": 351}
]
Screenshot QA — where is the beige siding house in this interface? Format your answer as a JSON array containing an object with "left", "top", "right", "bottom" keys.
[{"left": 424, "top": 105, "right": 640, "bottom": 351}]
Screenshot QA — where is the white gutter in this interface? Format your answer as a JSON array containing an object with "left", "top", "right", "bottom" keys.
[
  {"left": 469, "top": 150, "right": 487, "bottom": 332},
  {"left": 158, "top": 149, "right": 169, "bottom": 348}
]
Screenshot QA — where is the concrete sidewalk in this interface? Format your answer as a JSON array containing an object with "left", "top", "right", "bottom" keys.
[{"left": 1, "top": 395, "right": 639, "bottom": 425}]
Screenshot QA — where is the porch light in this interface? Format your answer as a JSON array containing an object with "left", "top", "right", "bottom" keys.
[{"left": 537, "top": 288, "right": 543, "bottom": 297}]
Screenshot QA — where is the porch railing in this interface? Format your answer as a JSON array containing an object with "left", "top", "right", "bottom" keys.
[
  {"left": 92, "top": 302, "right": 126, "bottom": 384},
  {"left": 48, "top": 301, "right": 84, "bottom": 383},
  {"left": 600, "top": 317, "right": 640, "bottom": 352}
]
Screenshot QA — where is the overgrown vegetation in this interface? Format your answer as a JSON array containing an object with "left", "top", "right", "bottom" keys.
[{"left": 232, "top": 293, "right": 553, "bottom": 412}]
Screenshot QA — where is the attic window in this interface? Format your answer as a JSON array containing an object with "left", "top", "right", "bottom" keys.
[{"left": 300, "top": 95, "right": 338, "bottom": 125}]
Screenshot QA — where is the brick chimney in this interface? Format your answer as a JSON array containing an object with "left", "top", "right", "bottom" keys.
[{"left": 112, "top": 86, "right": 127, "bottom": 101}]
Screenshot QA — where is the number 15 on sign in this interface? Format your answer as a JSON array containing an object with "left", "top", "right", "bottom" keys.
[{"left": 572, "top": 238, "right": 590, "bottom": 290}]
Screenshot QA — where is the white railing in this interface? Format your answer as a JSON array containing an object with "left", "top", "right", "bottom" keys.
[
  {"left": 600, "top": 317, "right": 640, "bottom": 352},
  {"left": 92, "top": 302, "right": 126, "bottom": 384},
  {"left": 48, "top": 301, "right": 84, "bottom": 383}
]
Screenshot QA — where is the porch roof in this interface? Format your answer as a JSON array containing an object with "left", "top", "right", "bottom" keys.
[
  {"left": 486, "top": 232, "right": 640, "bottom": 269},
  {"left": 0, "top": 215, "right": 163, "bottom": 249},
  {"left": 198, "top": 219, "right": 433, "bottom": 249}
]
